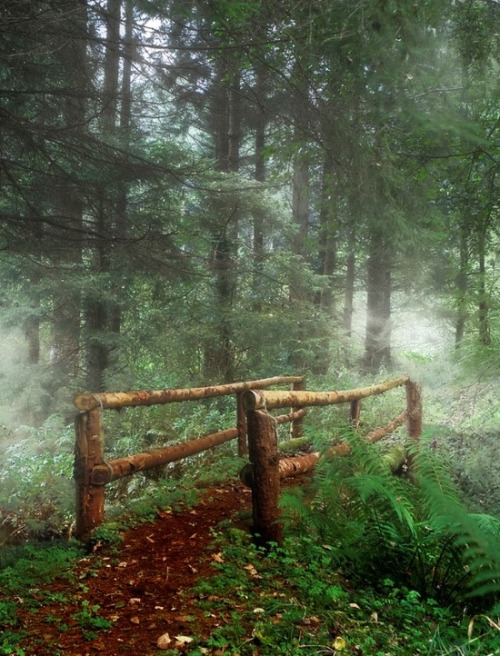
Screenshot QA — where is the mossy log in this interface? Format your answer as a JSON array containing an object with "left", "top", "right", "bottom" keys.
[
  {"left": 382, "top": 445, "right": 408, "bottom": 473},
  {"left": 278, "top": 437, "right": 311, "bottom": 453}
]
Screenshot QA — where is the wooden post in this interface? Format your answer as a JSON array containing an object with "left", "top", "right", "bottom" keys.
[
  {"left": 350, "top": 399, "right": 362, "bottom": 428},
  {"left": 247, "top": 408, "right": 283, "bottom": 546},
  {"left": 406, "top": 380, "right": 422, "bottom": 442},
  {"left": 236, "top": 392, "right": 248, "bottom": 456},
  {"left": 74, "top": 408, "right": 106, "bottom": 541},
  {"left": 290, "top": 378, "right": 305, "bottom": 439}
]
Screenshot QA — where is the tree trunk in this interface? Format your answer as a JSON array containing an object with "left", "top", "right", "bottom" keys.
[
  {"left": 342, "top": 200, "right": 357, "bottom": 338},
  {"left": 318, "top": 154, "right": 336, "bottom": 315},
  {"left": 477, "top": 228, "right": 490, "bottom": 346},
  {"left": 49, "top": 0, "right": 88, "bottom": 394},
  {"left": 204, "top": 62, "right": 241, "bottom": 382},
  {"left": 455, "top": 218, "right": 469, "bottom": 349},
  {"left": 364, "top": 227, "right": 392, "bottom": 372},
  {"left": 85, "top": 0, "right": 122, "bottom": 391},
  {"left": 252, "top": 62, "right": 266, "bottom": 313}
]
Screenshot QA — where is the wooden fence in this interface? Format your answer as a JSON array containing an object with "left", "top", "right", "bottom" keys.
[
  {"left": 241, "top": 376, "right": 422, "bottom": 545},
  {"left": 73, "top": 375, "right": 421, "bottom": 543},
  {"left": 73, "top": 376, "right": 304, "bottom": 541}
]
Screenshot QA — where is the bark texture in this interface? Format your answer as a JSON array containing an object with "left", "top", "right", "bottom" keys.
[
  {"left": 74, "top": 409, "right": 105, "bottom": 541},
  {"left": 75, "top": 376, "right": 304, "bottom": 411},
  {"left": 94, "top": 428, "right": 238, "bottom": 483},
  {"left": 243, "top": 376, "right": 409, "bottom": 411},
  {"left": 247, "top": 409, "right": 283, "bottom": 546}
]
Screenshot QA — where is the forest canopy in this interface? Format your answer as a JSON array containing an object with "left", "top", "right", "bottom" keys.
[{"left": 0, "top": 0, "right": 498, "bottom": 425}]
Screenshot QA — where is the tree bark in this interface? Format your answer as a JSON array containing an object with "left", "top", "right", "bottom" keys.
[
  {"left": 94, "top": 427, "right": 239, "bottom": 484},
  {"left": 247, "top": 409, "right": 283, "bottom": 546},
  {"left": 74, "top": 375, "right": 304, "bottom": 410},
  {"left": 75, "top": 408, "right": 105, "bottom": 541},
  {"left": 477, "top": 228, "right": 491, "bottom": 346},
  {"left": 364, "top": 226, "right": 392, "bottom": 372},
  {"left": 85, "top": 0, "right": 122, "bottom": 391},
  {"left": 455, "top": 218, "right": 469, "bottom": 348},
  {"left": 243, "top": 376, "right": 409, "bottom": 411},
  {"left": 204, "top": 61, "right": 241, "bottom": 382},
  {"left": 49, "top": 0, "right": 88, "bottom": 394}
]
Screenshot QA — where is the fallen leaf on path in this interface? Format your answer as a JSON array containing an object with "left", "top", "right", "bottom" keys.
[
  {"left": 333, "top": 636, "right": 346, "bottom": 650},
  {"left": 157, "top": 632, "right": 171, "bottom": 648}
]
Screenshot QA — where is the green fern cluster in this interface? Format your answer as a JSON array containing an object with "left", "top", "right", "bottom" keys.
[{"left": 280, "top": 431, "right": 500, "bottom": 609}]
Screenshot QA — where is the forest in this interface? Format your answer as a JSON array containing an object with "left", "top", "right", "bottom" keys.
[{"left": 0, "top": 0, "right": 499, "bottom": 655}]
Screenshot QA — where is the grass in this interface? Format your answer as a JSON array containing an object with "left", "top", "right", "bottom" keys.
[{"left": 186, "top": 530, "right": 500, "bottom": 655}]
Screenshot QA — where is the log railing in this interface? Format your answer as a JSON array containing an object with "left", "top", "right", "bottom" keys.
[
  {"left": 241, "top": 377, "right": 422, "bottom": 546},
  {"left": 73, "top": 376, "right": 304, "bottom": 541},
  {"left": 74, "top": 375, "right": 421, "bottom": 544}
]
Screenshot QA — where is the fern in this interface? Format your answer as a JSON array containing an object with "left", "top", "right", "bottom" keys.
[{"left": 280, "top": 431, "right": 500, "bottom": 608}]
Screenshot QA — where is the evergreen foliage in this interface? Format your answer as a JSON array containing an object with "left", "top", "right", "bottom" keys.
[{"left": 280, "top": 433, "right": 500, "bottom": 609}]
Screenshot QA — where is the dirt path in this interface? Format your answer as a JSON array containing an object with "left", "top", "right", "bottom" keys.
[{"left": 16, "top": 482, "right": 253, "bottom": 655}]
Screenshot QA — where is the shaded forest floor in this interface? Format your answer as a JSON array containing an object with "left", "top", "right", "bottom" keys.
[{"left": 3, "top": 482, "right": 253, "bottom": 656}]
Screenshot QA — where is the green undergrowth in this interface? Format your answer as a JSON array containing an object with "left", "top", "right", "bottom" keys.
[
  {"left": 0, "top": 476, "right": 205, "bottom": 656},
  {"left": 183, "top": 531, "right": 500, "bottom": 655}
]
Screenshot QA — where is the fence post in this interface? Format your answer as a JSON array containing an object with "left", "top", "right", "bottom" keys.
[
  {"left": 350, "top": 399, "right": 362, "bottom": 428},
  {"left": 247, "top": 408, "right": 283, "bottom": 546},
  {"left": 74, "top": 408, "right": 106, "bottom": 541},
  {"left": 236, "top": 392, "right": 248, "bottom": 457},
  {"left": 405, "top": 380, "right": 422, "bottom": 442},
  {"left": 290, "top": 378, "right": 305, "bottom": 439}
]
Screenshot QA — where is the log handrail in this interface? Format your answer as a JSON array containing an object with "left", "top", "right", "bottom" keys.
[
  {"left": 74, "top": 376, "right": 304, "bottom": 411},
  {"left": 245, "top": 377, "right": 422, "bottom": 545},
  {"left": 243, "top": 376, "right": 409, "bottom": 411},
  {"left": 74, "top": 374, "right": 421, "bottom": 545},
  {"left": 74, "top": 375, "right": 305, "bottom": 540}
]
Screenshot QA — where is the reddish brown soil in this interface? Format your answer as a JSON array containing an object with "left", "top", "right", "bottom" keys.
[{"left": 11, "top": 482, "right": 253, "bottom": 656}]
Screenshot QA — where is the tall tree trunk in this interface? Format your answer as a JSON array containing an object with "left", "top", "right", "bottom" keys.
[
  {"left": 49, "top": 0, "right": 88, "bottom": 402},
  {"left": 364, "top": 226, "right": 392, "bottom": 372},
  {"left": 288, "top": 148, "right": 310, "bottom": 371},
  {"left": 85, "top": 0, "right": 121, "bottom": 391},
  {"left": 318, "top": 154, "right": 336, "bottom": 315},
  {"left": 455, "top": 218, "right": 469, "bottom": 349},
  {"left": 477, "top": 227, "right": 490, "bottom": 346},
  {"left": 204, "top": 63, "right": 241, "bottom": 382},
  {"left": 288, "top": 59, "right": 311, "bottom": 371},
  {"left": 109, "top": 0, "right": 134, "bottom": 338},
  {"left": 343, "top": 215, "right": 356, "bottom": 338},
  {"left": 252, "top": 63, "right": 266, "bottom": 313}
]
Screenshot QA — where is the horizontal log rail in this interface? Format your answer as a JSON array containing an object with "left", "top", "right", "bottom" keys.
[
  {"left": 240, "top": 408, "right": 409, "bottom": 485},
  {"left": 91, "top": 427, "right": 239, "bottom": 485},
  {"left": 243, "top": 376, "right": 409, "bottom": 411},
  {"left": 74, "top": 376, "right": 305, "bottom": 541},
  {"left": 74, "top": 376, "right": 304, "bottom": 411}
]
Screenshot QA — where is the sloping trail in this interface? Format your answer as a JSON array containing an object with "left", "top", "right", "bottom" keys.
[{"left": 16, "top": 482, "right": 253, "bottom": 656}]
